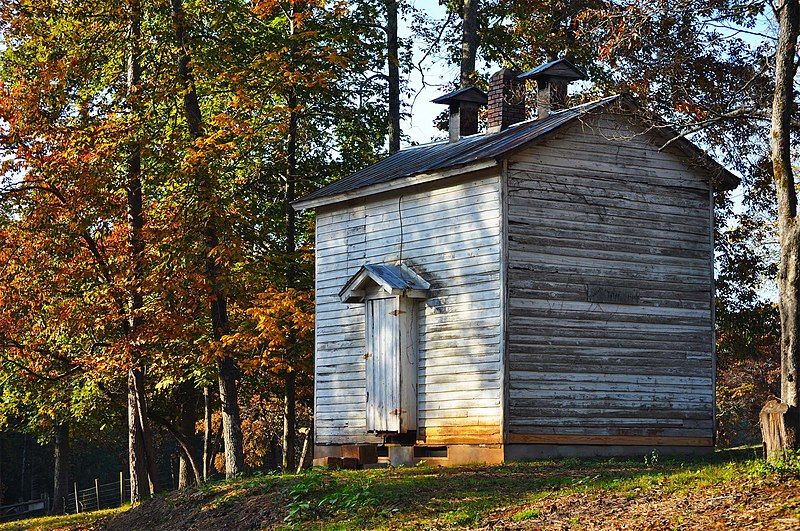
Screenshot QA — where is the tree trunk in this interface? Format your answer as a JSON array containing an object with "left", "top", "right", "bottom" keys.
[
  {"left": 282, "top": 80, "right": 299, "bottom": 473},
  {"left": 770, "top": 0, "right": 800, "bottom": 458},
  {"left": 50, "top": 423, "right": 69, "bottom": 515},
  {"left": 203, "top": 386, "right": 213, "bottom": 480},
  {"left": 126, "top": 0, "right": 158, "bottom": 499},
  {"left": 296, "top": 426, "right": 312, "bottom": 473},
  {"left": 386, "top": 0, "right": 401, "bottom": 154},
  {"left": 128, "top": 367, "right": 158, "bottom": 501},
  {"left": 20, "top": 435, "right": 27, "bottom": 502},
  {"left": 282, "top": 371, "right": 296, "bottom": 471},
  {"left": 177, "top": 382, "right": 199, "bottom": 488},
  {"left": 286, "top": 92, "right": 298, "bottom": 268},
  {"left": 460, "top": 0, "right": 479, "bottom": 87},
  {"left": 217, "top": 356, "right": 244, "bottom": 477},
  {"left": 127, "top": 370, "right": 148, "bottom": 503},
  {"left": 170, "top": 0, "right": 245, "bottom": 477}
]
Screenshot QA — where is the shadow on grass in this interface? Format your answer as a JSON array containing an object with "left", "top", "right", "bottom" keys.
[{"left": 289, "top": 451, "right": 763, "bottom": 528}]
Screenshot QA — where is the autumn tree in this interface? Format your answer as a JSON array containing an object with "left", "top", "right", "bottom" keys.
[
  {"left": 0, "top": 0, "right": 201, "bottom": 493},
  {"left": 0, "top": 0, "right": 422, "bottom": 487},
  {"left": 0, "top": 171, "right": 123, "bottom": 513},
  {"left": 167, "top": 0, "right": 246, "bottom": 478}
]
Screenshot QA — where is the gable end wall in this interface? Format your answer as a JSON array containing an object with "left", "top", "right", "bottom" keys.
[{"left": 503, "top": 112, "right": 715, "bottom": 447}]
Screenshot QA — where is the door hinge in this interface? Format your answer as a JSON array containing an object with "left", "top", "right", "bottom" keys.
[
  {"left": 390, "top": 309, "right": 406, "bottom": 316},
  {"left": 364, "top": 351, "right": 371, "bottom": 360}
]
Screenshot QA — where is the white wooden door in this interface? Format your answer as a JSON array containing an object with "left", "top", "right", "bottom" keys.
[{"left": 365, "top": 296, "right": 401, "bottom": 433}]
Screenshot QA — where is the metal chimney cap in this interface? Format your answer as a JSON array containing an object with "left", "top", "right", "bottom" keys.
[
  {"left": 432, "top": 86, "right": 488, "bottom": 106},
  {"left": 517, "top": 58, "right": 587, "bottom": 82}
]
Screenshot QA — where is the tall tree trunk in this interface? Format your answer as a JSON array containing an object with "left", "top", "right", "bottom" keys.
[
  {"left": 460, "top": 0, "right": 479, "bottom": 87},
  {"left": 128, "top": 367, "right": 158, "bottom": 499},
  {"left": 20, "top": 434, "right": 27, "bottom": 502},
  {"left": 170, "top": 0, "right": 245, "bottom": 478},
  {"left": 50, "top": 423, "right": 69, "bottom": 514},
  {"left": 286, "top": 91, "right": 298, "bottom": 266},
  {"left": 769, "top": 0, "right": 800, "bottom": 459},
  {"left": 386, "top": 0, "right": 401, "bottom": 153},
  {"left": 282, "top": 4, "right": 304, "bottom": 472},
  {"left": 216, "top": 356, "right": 244, "bottom": 476},
  {"left": 202, "top": 386, "right": 213, "bottom": 480},
  {"left": 177, "top": 382, "right": 199, "bottom": 488},
  {"left": 29, "top": 441, "right": 39, "bottom": 501},
  {"left": 282, "top": 371, "right": 296, "bottom": 471},
  {"left": 281, "top": 84, "right": 299, "bottom": 472},
  {"left": 126, "top": 0, "right": 158, "bottom": 500}
]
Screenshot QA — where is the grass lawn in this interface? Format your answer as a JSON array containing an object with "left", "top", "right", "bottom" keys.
[
  {"left": 0, "top": 506, "right": 129, "bottom": 531},
  {"left": 6, "top": 449, "right": 800, "bottom": 530}
]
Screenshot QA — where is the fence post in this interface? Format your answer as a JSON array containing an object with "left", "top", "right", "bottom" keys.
[
  {"left": 120, "top": 471, "right": 124, "bottom": 507},
  {"left": 95, "top": 479, "right": 100, "bottom": 511},
  {"left": 74, "top": 483, "right": 79, "bottom": 514}
]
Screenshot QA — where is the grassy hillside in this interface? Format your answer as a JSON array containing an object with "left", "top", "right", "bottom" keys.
[
  {"left": 0, "top": 507, "right": 127, "bottom": 531},
  {"left": 5, "top": 450, "right": 799, "bottom": 530}
]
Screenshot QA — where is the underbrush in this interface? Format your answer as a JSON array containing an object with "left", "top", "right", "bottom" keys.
[
  {"left": 284, "top": 468, "right": 378, "bottom": 523},
  {"left": 748, "top": 449, "right": 800, "bottom": 476}
]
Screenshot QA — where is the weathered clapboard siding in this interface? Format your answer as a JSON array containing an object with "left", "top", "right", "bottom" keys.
[
  {"left": 314, "top": 172, "right": 504, "bottom": 445},
  {"left": 504, "top": 112, "right": 714, "bottom": 443}
]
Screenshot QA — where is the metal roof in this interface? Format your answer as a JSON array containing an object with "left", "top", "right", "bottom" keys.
[
  {"left": 339, "top": 263, "right": 430, "bottom": 303},
  {"left": 297, "top": 96, "right": 620, "bottom": 207},
  {"left": 518, "top": 58, "right": 587, "bottom": 81},
  {"left": 431, "top": 86, "right": 489, "bottom": 105},
  {"left": 295, "top": 95, "right": 739, "bottom": 209}
]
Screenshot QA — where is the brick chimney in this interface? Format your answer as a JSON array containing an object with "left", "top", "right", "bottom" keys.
[
  {"left": 487, "top": 68, "right": 526, "bottom": 132},
  {"left": 518, "top": 58, "right": 587, "bottom": 119},
  {"left": 432, "top": 87, "right": 488, "bottom": 142}
]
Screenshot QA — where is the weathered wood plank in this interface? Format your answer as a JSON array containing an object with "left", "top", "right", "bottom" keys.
[
  {"left": 506, "top": 434, "right": 713, "bottom": 446},
  {"left": 504, "top": 113, "right": 714, "bottom": 443},
  {"left": 314, "top": 173, "right": 504, "bottom": 445}
]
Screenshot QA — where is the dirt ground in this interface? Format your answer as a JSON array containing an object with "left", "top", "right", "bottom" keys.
[{"left": 486, "top": 477, "right": 800, "bottom": 530}]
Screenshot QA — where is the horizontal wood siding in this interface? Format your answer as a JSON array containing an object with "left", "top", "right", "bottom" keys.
[
  {"left": 505, "top": 113, "right": 714, "bottom": 443},
  {"left": 315, "top": 174, "right": 503, "bottom": 445}
]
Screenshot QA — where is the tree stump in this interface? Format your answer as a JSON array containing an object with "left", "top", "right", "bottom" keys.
[{"left": 760, "top": 399, "right": 790, "bottom": 461}]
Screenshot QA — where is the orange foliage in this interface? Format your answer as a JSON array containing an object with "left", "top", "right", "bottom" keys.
[{"left": 224, "top": 288, "right": 314, "bottom": 375}]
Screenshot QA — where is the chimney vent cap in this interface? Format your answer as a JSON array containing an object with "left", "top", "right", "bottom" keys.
[
  {"left": 432, "top": 86, "right": 488, "bottom": 106},
  {"left": 517, "top": 58, "right": 587, "bottom": 82}
]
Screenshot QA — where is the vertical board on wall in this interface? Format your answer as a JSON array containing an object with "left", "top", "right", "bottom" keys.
[{"left": 366, "top": 296, "right": 401, "bottom": 433}]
